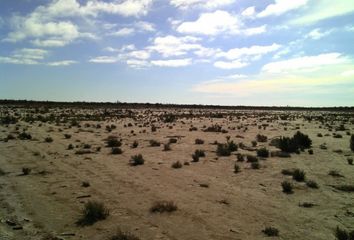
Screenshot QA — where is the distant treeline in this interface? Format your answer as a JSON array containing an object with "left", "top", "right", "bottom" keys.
[{"left": 0, "top": 99, "right": 353, "bottom": 112}]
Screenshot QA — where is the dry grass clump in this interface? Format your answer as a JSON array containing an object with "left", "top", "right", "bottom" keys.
[
  {"left": 106, "top": 136, "right": 122, "bottom": 148},
  {"left": 195, "top": 138, "right": 204, "bottom": 144},
  {"left": 256, "top": 134, "right": 268, "bottom": 142},
  {"left": 171, "top": 161, "right": 182, "bottom": 169},
  {"left": 257, "top": 147, "right": 269, "bottom": 158},
  {"left": 111, "top": 147, "right": 123, "bottom": 155},
  {"left": 281, "top": 181, "right": 293, "bottom": 194},
  {"left": 130, "top": 154, "right": 144, "bottom": 166},
  {"left": 149, "top": 139, "right": 161, "bottom": 147},
  {"left": 334, "top": 226, "right": 354, "bottom": 240},
  {"left": 77, "top": 201, "right": 109, "bottom": 226},
  {"left": 109, "top": 229, "right": 140, "bottom": 240},
  {"left": 262, "top": 227, "right": 279, "bottom": 237},
  {"left": 150, "top": 201, "right": 177, "bottom": 213}
]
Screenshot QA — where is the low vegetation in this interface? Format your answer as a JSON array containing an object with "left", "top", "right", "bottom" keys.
[
  {"left": 281, "top": 181, "right": 293, "bottom": 194},
  {"left": 109, "top": 229, "right": 140, "bottom": 240},
  {"left": 150, "top": 201, "right": 177, "bottom": 213},
  {"left": 262, "top": 227, "right": 279, "bottom": 237},
  {"left": 77, "top": 201, "right": 109, "bottom": 226},
  {"left": 130, "top": 154, "right": 144, "bottom": 166}
]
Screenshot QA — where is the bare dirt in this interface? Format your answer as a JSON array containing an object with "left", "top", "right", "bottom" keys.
[{"left": 0, "top": 107, "right": 353, "bottom": 240}]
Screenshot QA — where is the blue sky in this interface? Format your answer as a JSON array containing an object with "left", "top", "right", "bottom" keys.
[{"left": 0, "top": 0, "right": 353, "bottom": 106}]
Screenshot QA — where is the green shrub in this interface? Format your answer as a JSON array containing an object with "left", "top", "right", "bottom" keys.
[
  {"left": 246, "top": 155, "right": 258, "bottom": 163},
  {"left": 130, "top": 154, "right": 144, "bottom": 166},
  {"left": 77, "top": 201, "right": 109, "bottom": 226},
  {"left": 262, "top": 227, "right": 279, "bottom": 236},
  {"left": 281, "top": 181, "right": 293, "bottom": 194},
  {"left": 256, "top": 134, "right": 268, "bottom": 142},
  {"left": 171, "top": 161, "right": 182, "bottom": 169},
  {"left": 251, "top": 162, "right": 260, "bottom": 169},
  {"left": 106, "top": 137, "right": 121, "bottom": 147},
  {"left": 227, "top": 140, "right": 238, "bottom": 152},
  {"left": 236, "top": 154, "right": 244, "bottom": 162},
  {"left": 81, "top": 181, "right": 90, "bottom": 187},
  {"left": 278, "top": 131, "right": 312, "bottom": 153},
  {"left": 22, "top": 167, "right": 31, "bottom": 175},
  {"left": 216, "top": 143, "right": 231, "bottom": 156},
  {"left": 150, "top": 201, "right": 177, "bottom": 213},
  {"left": 64, "top": 134, "right": 71, "bottom": 139},
  {"left": 18, "top": 132, "right": 32, "bottom": 140},
  {"left": 109, "top": 229, "right": 140, "bottom": 240},
  {"left": 195, "top": 138, "right": 204, "bottom": 144},
  {"left": 111, "top": 147, "right": 123, "bottom": 155},
  {"left": 281, "top": 169, "right": 294, "bottom": 176},
  {"left": 328, "top": 170, "right": 344, "bottom": 177},
  {"left": 131, "top": 140, "right": 139, "bottom": 148},
  {"left": 149, "top": 139, "right": 161, "bottom": 147},
  {"left": 169, "top": 138, "right": 178, "bottom": 144},
  {"left": 299, "top": 202, "right": 315, "bottom": 208},
  {"left": 194, "top": 149, "right": 205, "bottom": 157},
  {"left": 306, "top": 180, "right": 319, "bottom": 189},
  {"left": 192, "top": 154, "right": 199, "bottom": 162},
  {"left": 257, "top": 148, "right": 269, "bottom": 158},
  {"left": 293, "top": 169, "right": 306, "bottom": 182},
  {"left": 163, "top": 143, "right": 171, "bottom": 151},
  {"left": 0, "top": 115, "right": 17, "bottom": 125},
  {"left": 45, "top": 137, "right": 53, "bottom": 143},
  {"left": 334, "top": 226, "right": 354, "bottom": 240},
  {"left": 234, "top": 163, "right": 240, "bottom": 173},
  {"left": 333, "top": 185, "right": 354, "bottom": 192}
]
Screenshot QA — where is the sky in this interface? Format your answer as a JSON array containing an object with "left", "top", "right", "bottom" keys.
[{"left": 0, "top": 0, "right": 353, "bottom": 107}]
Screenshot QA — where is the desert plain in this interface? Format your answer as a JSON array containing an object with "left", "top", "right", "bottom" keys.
[{"left": 0, "top": 104, "right": 353, "bottom": 240}]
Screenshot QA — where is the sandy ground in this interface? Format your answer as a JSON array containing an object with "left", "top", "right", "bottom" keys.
[{"left": 0, "top": 107, "right": 353, "bottom": 240}]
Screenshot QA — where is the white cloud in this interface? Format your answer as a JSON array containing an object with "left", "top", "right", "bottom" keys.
[
  {"left": 136, "top": 21, "right": 155, "bottom": 32},
  {"left": 42, "top": 0, "right": 153, "bottom": 18},
  {"left": 4, "top": 15, "right": 80, "bottom": 45},
  {"left": 109, "top": 27, "right": 135, "bottom": 37},
  {"left": 225, "top": 74, "right": 247, "bottom": 79},
  {"left": 242, "top": 25, "right": 267, "bottom": 36},
  {"left": 13, "top": 48, "right": 49, "bottom": 60},
  {"left": 107, "top": 21, "right": 155, "bottom": 37},
  {"left": 291, "top": 1, "right": 354, "bottom": 25},
  {"left": 262, "top": 53, "right": 347, "bottom": 73},
  {"left": 31, "top": 39, "right": 70, "bottom": 47},
  {"left": 177, "top": 10, "right": 240, "bottom": 36},
  {"left": 214, "top": 60, "right": 248, "bottom": 69},
  {"left": 242, "top": 6, "right": 256, "bottom": 17},
  {"left": 258, "top": 0, "right": 308, "bottom": 18},
  {"left": 147, "top": 35, "right": 202, "bottom": 57},
  {"left": 4, "top": 0, "right": 154, "bottom": 47},
  {"left": 47, "top": 60, "right": 77, "bottom": 66},
  {"left": 0, "top": 56, "right": 39, "bottom": 65},
  {"left": 170, "top": 0, "right": 235, "bottom": 10},
  {"left": 194, "top": 47, "right": 221, "bottom": 58},
  {"left": 306, "top": 28, "right": 333, "bottom": 40},
  {"left": 89, "top": 56, "right": 118, "bottom": 63},
  {"left": 217, "top": 44, "right": 281, "bottom": 60},
  {"left": 0, "top": 48, "right": 49, "bottom": 65},
  {"left": 0, "top": 48, "right": 75, "bottom": 66},
  {"left": 128, "top": 50, "right": 150, "bottom": 60},
  {"left": 126, "top": 59, "right": 150, "bottom": 68},
  {"left": 151, "top": 58, "right": 192, "bottom": 67}
]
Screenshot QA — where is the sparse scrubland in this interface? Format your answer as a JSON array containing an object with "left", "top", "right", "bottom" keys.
[{"left": 0, "top": 103, "right": 353, "bottom": 240}]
